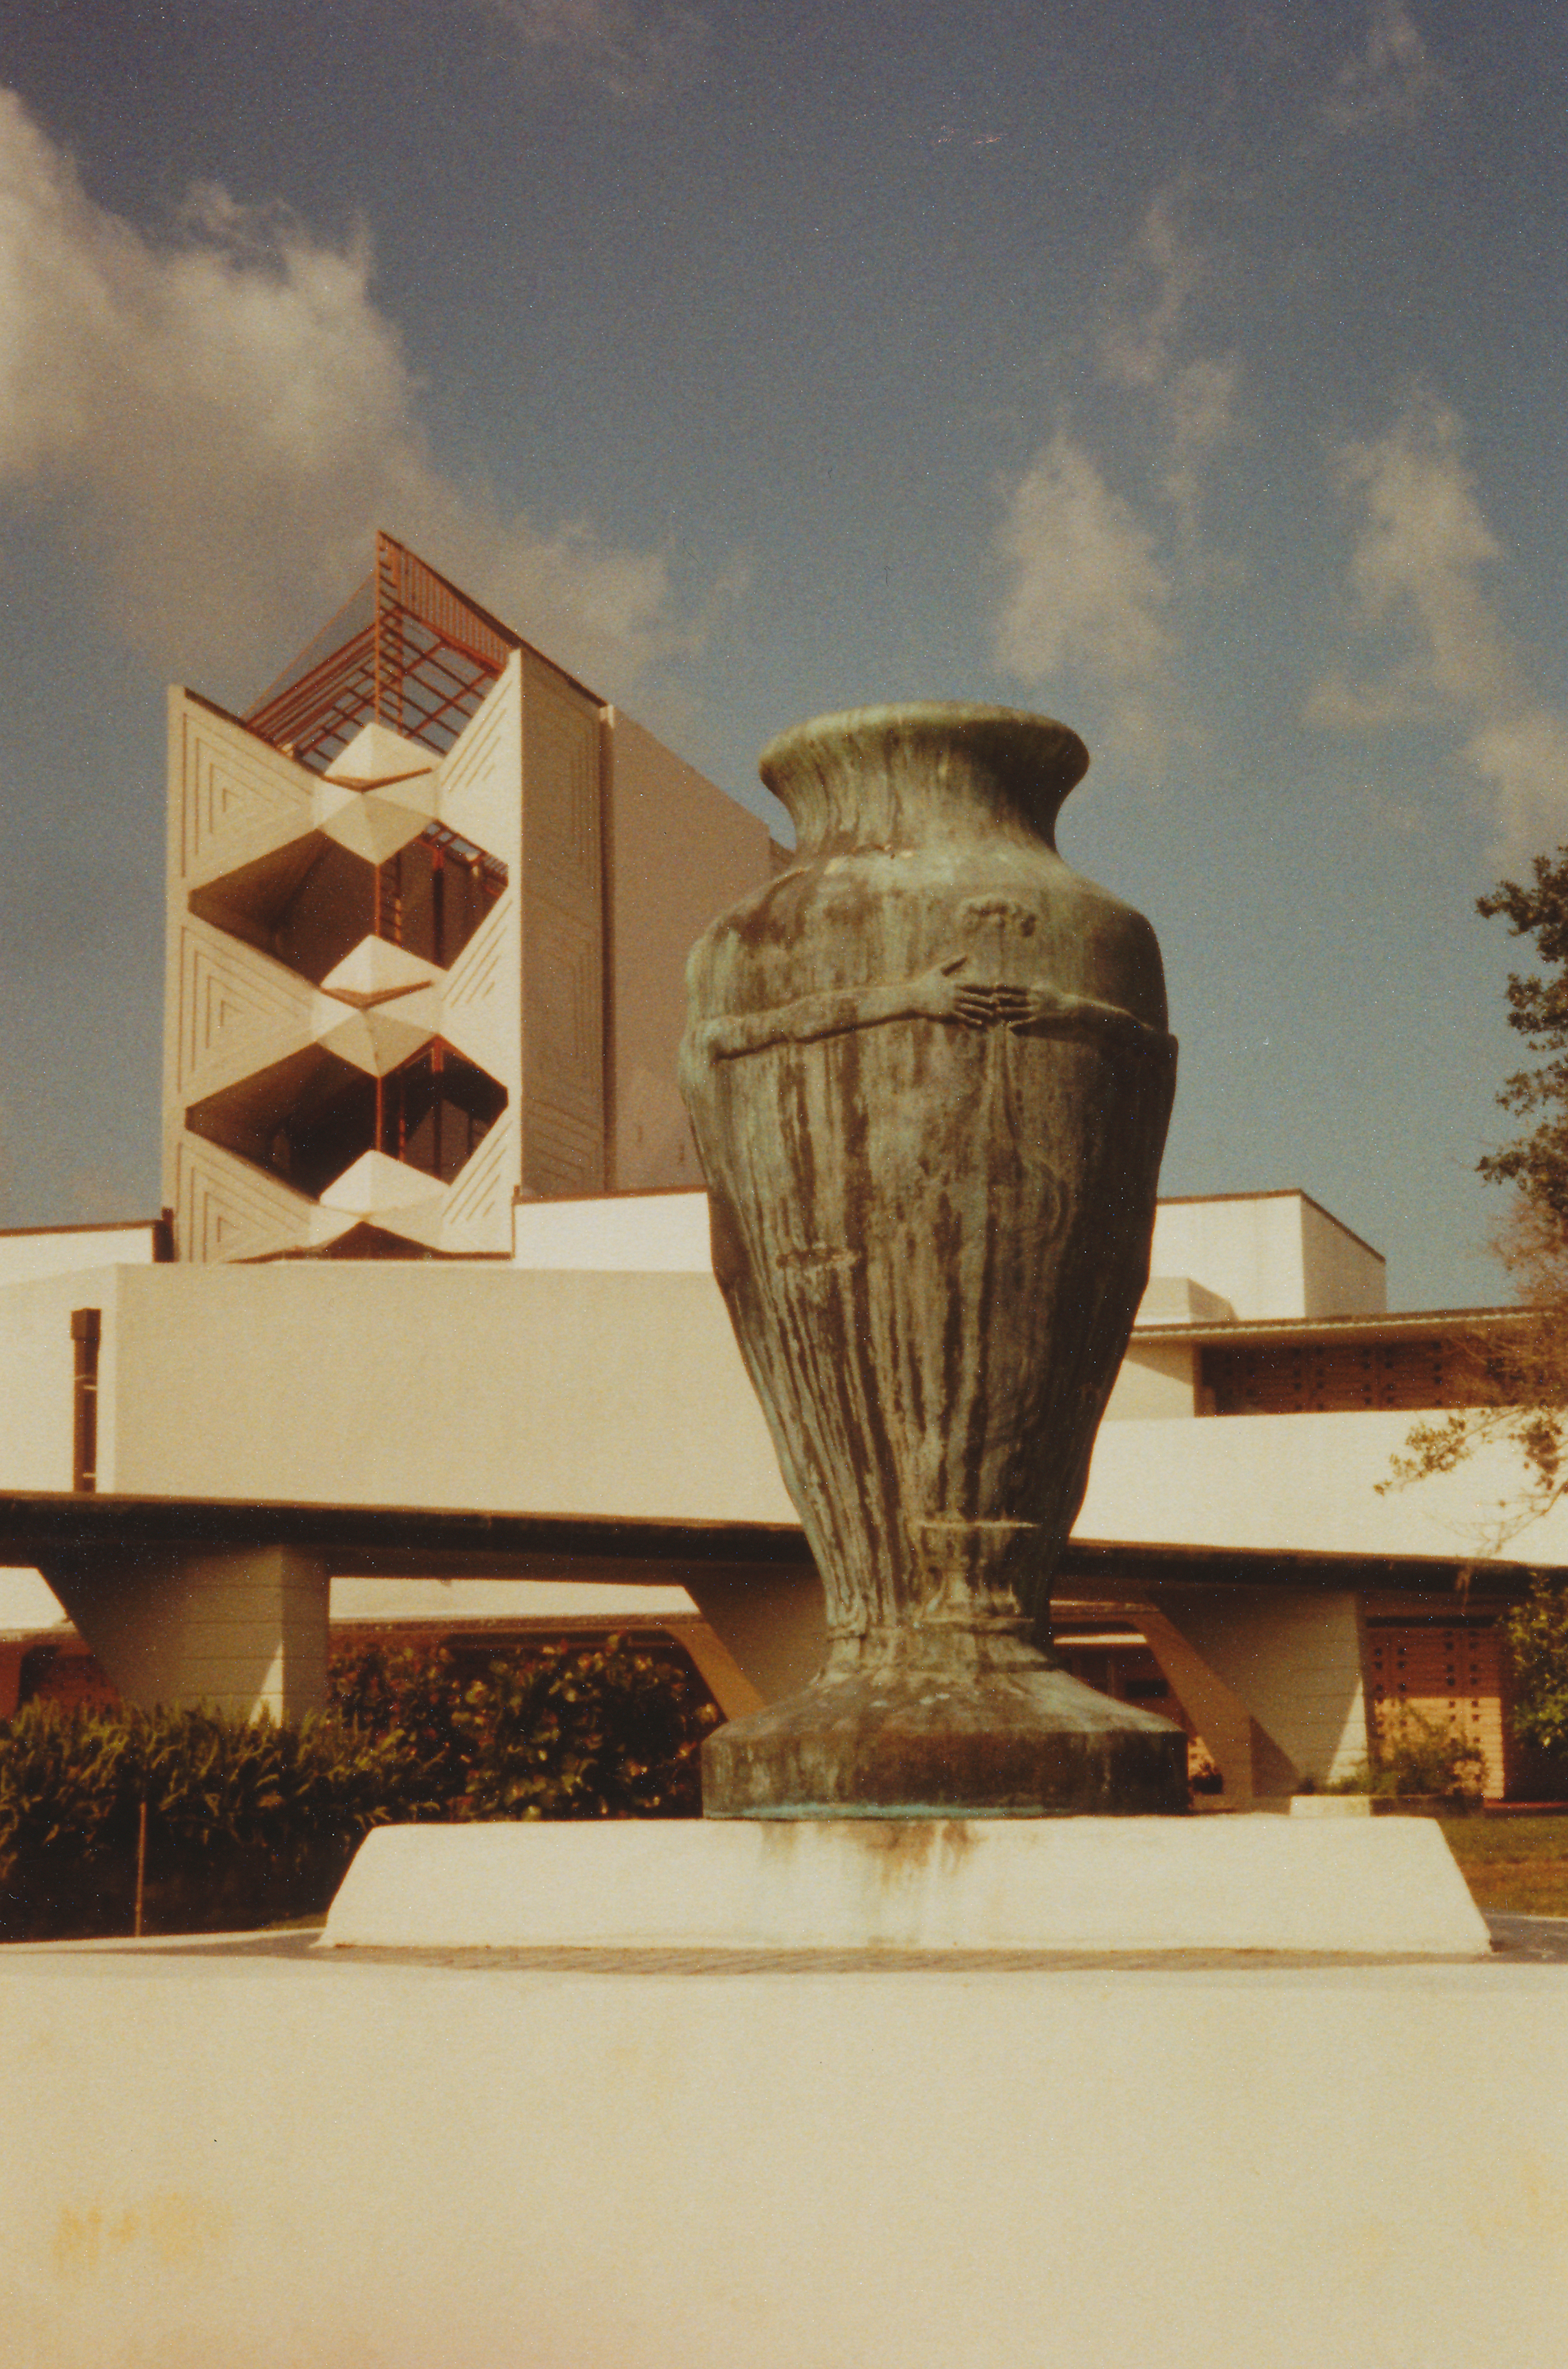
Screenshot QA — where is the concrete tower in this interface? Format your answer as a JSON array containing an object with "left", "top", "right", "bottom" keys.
[{"left": 162, "top": 535, "right": 771, "bottom": 1261}]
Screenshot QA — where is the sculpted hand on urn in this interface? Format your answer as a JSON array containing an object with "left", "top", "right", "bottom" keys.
[{"left": 680, "top": 705, "right": 1187, "bottom": 1816}]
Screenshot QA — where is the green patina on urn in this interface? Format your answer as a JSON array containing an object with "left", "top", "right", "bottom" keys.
[{"left": 679, "top": 704, "right": 1187, "bottom": 1816}]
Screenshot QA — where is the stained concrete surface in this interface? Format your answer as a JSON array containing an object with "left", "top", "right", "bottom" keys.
[{"left": 5, "top": 1919, "right": 1567, "bottom": 2368}]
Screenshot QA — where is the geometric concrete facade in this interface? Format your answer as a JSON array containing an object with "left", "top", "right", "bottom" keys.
[
  {"left": 1146, "top": 1190, "right": 1388, "bottom": 1321},
  {"left": 1, "top": 1191, "right": 1561, "bottom": 1801},
  {"left": 3, "top": 514, "right": 1556, "bottom": 1807},
  {"left": 162, "top": 537, "right": 771, "bottom": 1260}
]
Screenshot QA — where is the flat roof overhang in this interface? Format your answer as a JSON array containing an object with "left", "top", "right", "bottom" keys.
[
  {"left": 1134, "top": 1306, "right": 1525, "bottom": 1350},
  {"left": 0, "top": 1491, "right": 1550, "bottom": 1600}
]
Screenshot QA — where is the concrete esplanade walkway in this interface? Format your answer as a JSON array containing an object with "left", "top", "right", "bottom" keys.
[{"left": 4, "top": 1913, "right": 1568, "bottom": 2366}]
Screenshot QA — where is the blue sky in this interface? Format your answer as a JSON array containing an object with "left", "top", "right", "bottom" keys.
[{"left": 2, "top": 0, "right": 1566, "bottom": 1306}]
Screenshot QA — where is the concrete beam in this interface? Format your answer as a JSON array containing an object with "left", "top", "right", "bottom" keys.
[{"left": 666, "top": 1619, "right": 766, "bottom": 1720}]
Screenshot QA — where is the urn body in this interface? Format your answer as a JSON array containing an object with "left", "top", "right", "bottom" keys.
[{"left": 679, "top": 706, "right": 1185, "bottom": 1815}]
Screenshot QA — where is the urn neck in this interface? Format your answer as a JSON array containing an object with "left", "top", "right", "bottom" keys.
[
  {"left": 758, "top": 704, "right": 1089, "bottom": 859},
  {"left": 820, "top": 1627, "right": 1061, "bottom": 1680}
]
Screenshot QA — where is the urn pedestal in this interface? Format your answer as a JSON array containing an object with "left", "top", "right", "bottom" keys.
[{"left": 679, "top": 705, "right": 1186, "bottom": 1816}]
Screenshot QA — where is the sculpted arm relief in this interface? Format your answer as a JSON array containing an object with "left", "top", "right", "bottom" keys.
[
  {"left": 695, "top": 954, "right": 994, "bottom": 1060},
  {"left": 693, "top": 957, "right": 1170, "bottom": 1063}
]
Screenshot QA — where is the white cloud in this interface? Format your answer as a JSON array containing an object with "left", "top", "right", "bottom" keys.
[
  {"left": 475, "top": 0, "right": 707, "bottom": 103},
  {"left": 1336, "top": 398, "right": 1510, "bottom": 705},
  {"left": 1098, "top": 186, "right": 1205, "bottom": 393},
  {"left": 1307, "top": 394, "right": 1568, "bottom": 859},
  {"left": 994, "top": 429, "right": 1174, "bottom": 765},
  {"left": 0, "top": 88, "right": 693, "bottom": 704},
  {"left": 1159, "top": 355, "right": 1240, "bottom": 536},
  {"left": 1098, "top": 187, "right": 1239, "bottom": 542},
  {"left": 1323, "top": 0, "right": 1447, "bottom": 136},
  {"left": 1466, "top": 710, "right": 1568, "bottom": 866}
]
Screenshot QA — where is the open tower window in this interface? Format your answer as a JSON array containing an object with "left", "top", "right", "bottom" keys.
[
  {"left": 186, "top": 1039, "right": 507, "bottom": 1199},
  {"left": 192, "top": 824, "right": 507, "bottom": 985}
]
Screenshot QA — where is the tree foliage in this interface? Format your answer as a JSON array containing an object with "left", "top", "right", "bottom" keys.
[
  {"left": 1502, "top": 1576, "right": 1568, "bottom": 1765},
  {"left": 1382, "top": 847, "right": 1568, "bottom": 1546},
  {"left": 1475, "top": 858, "right": 1568, "bottom": 1224}
]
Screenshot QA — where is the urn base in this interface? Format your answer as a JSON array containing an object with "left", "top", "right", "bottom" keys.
[{"left": 702, "top": 1639, "right": 1189, "bottom": 1819}]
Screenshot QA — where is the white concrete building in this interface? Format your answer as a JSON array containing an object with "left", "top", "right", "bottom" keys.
[
  {"left": 0, "top": 539, "right": 1556, "bottom": 1811},
  {"left": 0, "top": 1181, "right": 1554, "bottom": 1807}
]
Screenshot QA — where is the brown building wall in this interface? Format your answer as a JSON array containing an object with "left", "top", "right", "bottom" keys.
[
  {"left": 603, "top": 714, "right": 772, "bottom": 1192},
  {"left": 1362, "top": 1610, "right": 1528, "bottom": 1798}
]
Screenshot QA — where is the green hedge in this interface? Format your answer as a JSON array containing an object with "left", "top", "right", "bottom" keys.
[{"left": 0, "top": 1635, "right": 721, "bottom": 1942}]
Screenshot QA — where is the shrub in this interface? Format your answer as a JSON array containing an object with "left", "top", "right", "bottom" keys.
[
  {"left": 450, "top": 1638, "right": 719, "bottom": 1819},
  {"left": 328, "top": 1637, "right": 474, "bottom": 1801},
  {"left": 1327, "top": 1703, "right": 1486, "bottom": 1799},
  {"left": 328, "top": 1633, "right": 721, "bottom": 1817},
  {"left": 0, "top": 1633, "right": 722, "bottom": 1940},
  {"left": 0, "top": 1700, "right": 437, "bottom": 1942}
]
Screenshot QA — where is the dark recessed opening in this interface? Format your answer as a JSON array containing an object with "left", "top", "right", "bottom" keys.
[
  {"left": 381, "top": 1042, "right": 508, "bottom": 1184},
  {"left": 187, "top": 1040, "right": 507, "bottom": 1200},
  {"left": 191, "top": 825, "right": 506, "bottom": 985}
]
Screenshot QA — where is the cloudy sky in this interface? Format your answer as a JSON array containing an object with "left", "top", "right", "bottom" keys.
[{"left": 2, "top": 0, "right": 1565, "bottom": 1306}]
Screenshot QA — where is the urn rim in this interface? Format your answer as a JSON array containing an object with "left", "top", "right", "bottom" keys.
[{"left": 758, "top": 702, "right": 1091, "bottom": 847}]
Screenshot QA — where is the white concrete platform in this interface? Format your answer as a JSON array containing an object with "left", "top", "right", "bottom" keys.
[
  {"left": 1, "top": 1936, "right": 1565, "bottom": 2367},
  {"left": 319, "top": 1814, "right": 1491, "bottom": 1956}
]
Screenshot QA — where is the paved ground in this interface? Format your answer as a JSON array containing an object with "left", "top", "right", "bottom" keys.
[
  {"left": 1482, "top": 1909, "right": 1568, "bottom": 1958},
  {"left": 6, "top": 1908, "right": 1566, "bottom": 1971},
  {"left": 8, "top": 1919, "right": 1568, "bottom": 2364}
]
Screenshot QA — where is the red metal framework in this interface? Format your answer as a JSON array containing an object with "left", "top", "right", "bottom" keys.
[
  {"left": 244, "top": 533, "right": 531, "bottom": 773},
  {"left": 420, "top": 820, "right": 509, "bottom": 893}
]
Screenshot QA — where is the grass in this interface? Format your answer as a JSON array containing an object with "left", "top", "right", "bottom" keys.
[{"left": 1439, "top": 1816, "right": 1568, "bottom": 1916}]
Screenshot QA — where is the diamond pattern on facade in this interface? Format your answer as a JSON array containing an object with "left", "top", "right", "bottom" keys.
[
  {"left": 315, "top": 780, "right": 440, "bottom": 867},
  {"left": 163, "top": 546, "right": 611, "bottom": 1261},
  {"left": 312, "top": 998, "right": 440, "bottom": 1079},
  {"left": 319, "top": 938, "right": 444, "bottom": 1010}
]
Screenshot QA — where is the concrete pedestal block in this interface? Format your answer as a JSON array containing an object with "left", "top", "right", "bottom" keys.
[
  {"left": 40, "top": 1543, "right": 330, "bottom": 1719},
  {"left": 319, "top": 1812, "right": 1490, "bottom": 1956}
]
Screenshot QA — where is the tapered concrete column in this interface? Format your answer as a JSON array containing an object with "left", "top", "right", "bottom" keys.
[
  {"left": 666, "top": 1620, "right": 765, "bottom": 1720},
  {"left": 40, "top": 1545, "right": 330, "bottom": 1720},
  {"left": 1135, "top": 1589, "right": 1372, "bottom": 1805},
  {"left": 1128, "top": 1603, "right": 1290, "bottom": 1809},
  {"left": 679, "top": 1565, "right": 825, "bottom": 1705}
]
